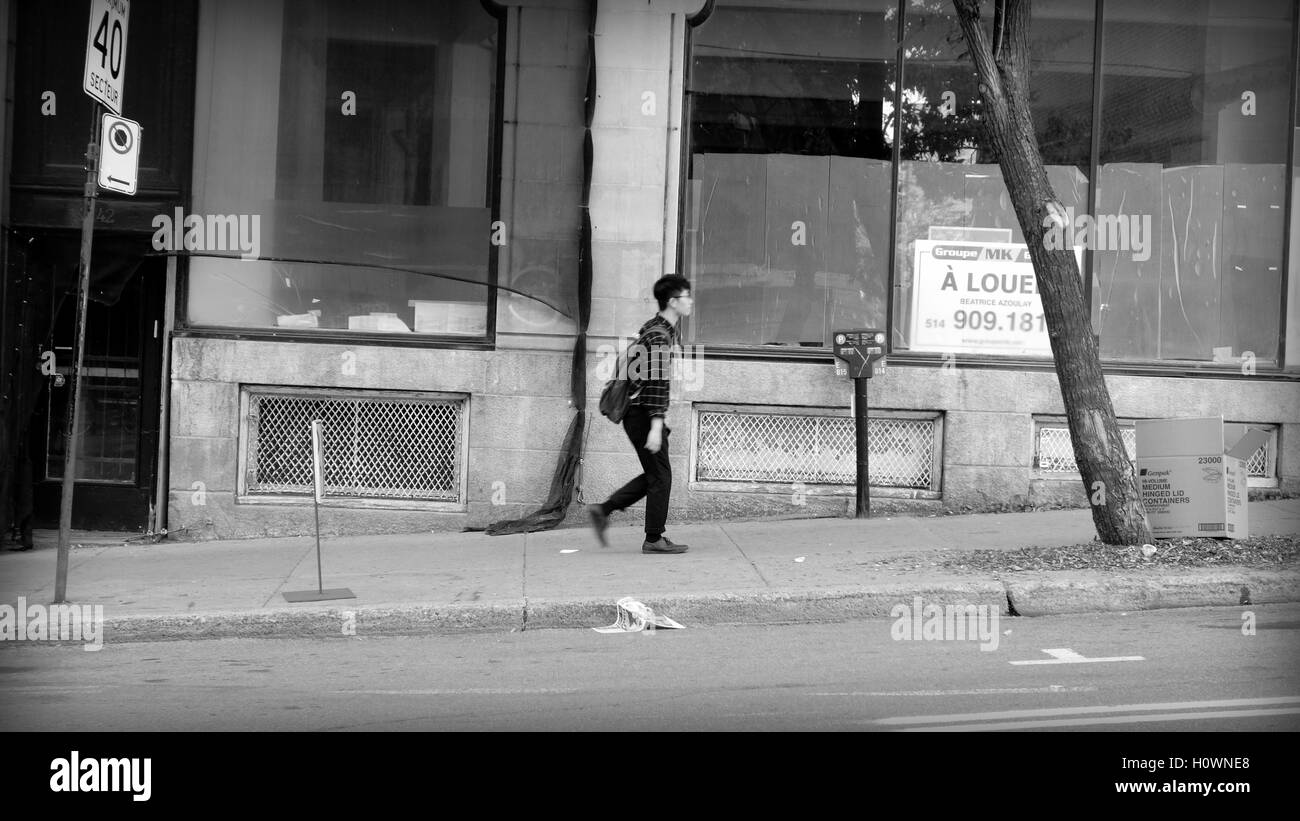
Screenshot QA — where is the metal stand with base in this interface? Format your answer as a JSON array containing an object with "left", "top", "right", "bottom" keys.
[{"left": 283, "top": 420, "right": 355, "bottom": 603}]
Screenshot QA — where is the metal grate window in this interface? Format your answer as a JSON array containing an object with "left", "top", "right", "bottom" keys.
[
  {"left": 1036, "top": 424, "right": 1273, "bottom": 479},
  {"left": 243, "top": 389, "right": 466, "bottom": 502},
  {"left": 1244, "top": 444, "right": 1270, "bottom": 478},
  {"left": 1036, "top": 426, "right": 1136, "bottom": 473},
  {"left": 695, "top": 410, "right": 937, "bottom": 489}
]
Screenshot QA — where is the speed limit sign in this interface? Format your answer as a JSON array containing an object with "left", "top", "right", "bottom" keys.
[{"left": 83, "top": 0, "right": 130, "bottom": 114}]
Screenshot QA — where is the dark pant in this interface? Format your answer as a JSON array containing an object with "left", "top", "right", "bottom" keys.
[{"left": 602, "top": 405, "right": 671, "bottom": 539}]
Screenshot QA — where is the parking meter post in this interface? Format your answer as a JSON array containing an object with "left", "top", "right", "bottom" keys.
[
  {"left": 832, "top": 328, "right": 886, "bottom": 521},
  {"left": 855, "top": 374, "right": 870, "bottom": 518}
]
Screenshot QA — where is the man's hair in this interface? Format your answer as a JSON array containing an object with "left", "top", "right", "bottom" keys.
[{"left": 653, "top": 275, "right": 691, "bottom": 310}]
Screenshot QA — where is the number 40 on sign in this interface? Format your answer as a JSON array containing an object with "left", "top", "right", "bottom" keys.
[{"left": 83, "top": 0, "right": 130, "bottom": 115}]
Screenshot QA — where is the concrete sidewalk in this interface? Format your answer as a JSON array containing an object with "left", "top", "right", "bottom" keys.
[{"left": 2, "top": 500, "right": 1298, "bottom": 643}]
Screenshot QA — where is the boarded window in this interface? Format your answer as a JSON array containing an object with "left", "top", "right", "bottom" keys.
[
  {"left": 1095, "top": 0, "right": 1293, "bottom": 364},
  {"left": 683, "top": 1, "right": 896, "bottom": 348}
]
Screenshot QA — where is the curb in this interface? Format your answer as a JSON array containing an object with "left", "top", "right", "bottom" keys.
[
  {"left": 54, "top": 568, "right": 1299, "bottom": 644},
  {"left": 1004, "top": 569, "right": 1300, "bottom": 616},
  {"left": 526, "top": 582, "right": 1008, "bottom": 630},
  {"left": 96, "top": 585, "right": 1006, "bottom": 643},
  {"left": 101, "top": 602, "right": 524, "bottom": 643}
]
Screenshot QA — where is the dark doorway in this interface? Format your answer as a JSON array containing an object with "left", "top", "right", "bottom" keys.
[
  {"left": 3, "top": 0, "right": 195, "bottom": 537},
  {"left": 26, "top": 247, "right": 166, "bottom": 531}
]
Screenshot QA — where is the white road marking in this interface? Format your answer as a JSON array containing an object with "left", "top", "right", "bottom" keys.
[
  {"left": 877, "top": 695, "right": 1300, "bottom": 726},
  {"left": 811, "top": 686, "right": 1098, "bottom": 696},
  {"left": 896, "top": 707, "right": 1300, "bottom": 732},
  {"left": 1010, "top": 647, "right": 1144, "bottom": 665},
  {"left": 335, "top": 688, "right": 579, "bottom": 695},
  {"left": 1, "top": 685, "right": 105, "bottom": 693}
]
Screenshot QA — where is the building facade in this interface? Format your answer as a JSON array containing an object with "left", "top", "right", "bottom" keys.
[{"left": 2, "top": 0, "right": 1298, "bottom": 540}]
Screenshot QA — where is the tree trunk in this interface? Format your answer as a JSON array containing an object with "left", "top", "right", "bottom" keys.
[{"left": 951, "top": 0, "right": 1151, "bottom": 545}]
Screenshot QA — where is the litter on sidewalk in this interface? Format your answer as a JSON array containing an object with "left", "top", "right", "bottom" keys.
[{"left": 592, "top": 597, "right": 685, "bottom": 633}]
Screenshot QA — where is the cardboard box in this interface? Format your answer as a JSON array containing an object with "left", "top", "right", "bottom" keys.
[
  {"left": 276, "top": 311, "right": 319, "bottom": 328},
  {"left": 1135, "top": 417, "right": 1269, "bottom": 539},
  {"left": 408, "top": 300, "right": 486, "bottom": 335},
  {"left": 347, "top": 313, "right": 410, "bottom": 332}
]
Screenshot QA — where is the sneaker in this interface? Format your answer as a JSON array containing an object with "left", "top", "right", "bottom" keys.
[
  {"left": 587, "top": 504, "right": 609, "bottom": 547},
  {"left": 642, "top": 537, "right": 688, "bottom": 554}
]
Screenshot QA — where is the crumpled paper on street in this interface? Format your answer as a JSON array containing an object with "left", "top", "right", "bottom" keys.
[{"left": 592, "top": 597, "right": 685, "bottom": 633}]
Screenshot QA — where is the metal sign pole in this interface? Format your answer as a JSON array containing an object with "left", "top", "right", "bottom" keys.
[
  {"left": 313, "top": 420, "right": 325, "bottom": 592},
  {"left": 313, "top": 492, "right": 323, "bottom": 595},
  {"left": 854, "top": 375, "right": 870, "bottom": 519},
  {"left": 55, "top": 104, "right": 103, "bottom": 603},
  {"left": 313, "top": 419, "right": 324, "bottom": 593},
  {"left": 834, "top": 329, "right": 884, "bottom": 521}
]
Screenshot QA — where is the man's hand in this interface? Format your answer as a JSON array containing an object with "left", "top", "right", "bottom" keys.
[{"left": 645, "top": 417, "right": 664, "bottom": 453}]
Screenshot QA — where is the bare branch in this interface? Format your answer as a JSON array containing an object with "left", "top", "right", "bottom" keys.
[
  {"left": 1000, "top": 0, "right": 1032, "bottom": 71},
  {"left": 951, "top": 0, "right": 1001, "bottom": 101},
  {"left": 993, "top": 0, "right": 1005, "bottom": 62}
]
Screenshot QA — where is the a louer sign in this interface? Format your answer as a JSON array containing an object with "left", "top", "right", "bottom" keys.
[{"left": 909, "top": 239, "right": 1083, "bottom": 357}]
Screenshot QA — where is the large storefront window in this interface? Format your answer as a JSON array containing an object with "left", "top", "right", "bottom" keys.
[
  {"left": 681, "top": 0, "right": 1296, "bottom": 364},
  {"left": 893, "top": 0, "right": 1094, "bottom": 356},
  {"left": 1293, "top": 55, "right": 1300, "bottom": 370},
  {"left": 186, "top": 0, "right": 498, "bottom": 336},
  {"left": 683, "top": 1, "right": 897, "bottom": 348},
  {"left": 1096, "top": 0, "right": 1293, "bottom": 364}
]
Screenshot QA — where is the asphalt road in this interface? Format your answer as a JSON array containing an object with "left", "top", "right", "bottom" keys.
[{"left": 2, "top": 603, "right": 1298, "bottom": 732}]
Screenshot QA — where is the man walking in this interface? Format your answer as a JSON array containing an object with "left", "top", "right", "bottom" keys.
[{"left": 589, "top": 275, "right": 693, "bottom": 554}]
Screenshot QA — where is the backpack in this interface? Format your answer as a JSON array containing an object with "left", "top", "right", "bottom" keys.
[
  {"left": 598, "top": 343, "right": 639, "bottom": 423},
  {"left": 600, "top": 323, "right": 670, "bottom": 423}
]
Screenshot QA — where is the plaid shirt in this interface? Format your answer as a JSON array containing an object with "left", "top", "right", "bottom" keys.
[{"left": 628, "top": 315, "right": 679, "bottom": 419}]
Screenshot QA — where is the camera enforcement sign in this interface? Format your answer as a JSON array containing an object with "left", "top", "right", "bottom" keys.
[
  {"left": 98, "top": 114, "right": 141, "bottom": 195},
  {"left": 83, "top": 0, "right": 130, "bottom": 115},
  {"left": 832, "top": 329, "right": 887, "bottom": 379}
]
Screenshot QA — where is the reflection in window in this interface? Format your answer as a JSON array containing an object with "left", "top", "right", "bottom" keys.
[
  {"left": 1096, "top": 0, "right": 1293, "bottom": 363},
  {"left": 893, "top": 0, "right": 1094, "bottom": 355},
  {"left": 683, "top": 1, "right": 896, "bottom": 348},
  {"left": 187, "top": 0, "right": 498, "bottom": 336},
  {"left": 318, "top": 40, "right": 437, "bottom": 206},
  {"left": 46, "top": 374, "right": 139, "bottom": 483}
]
